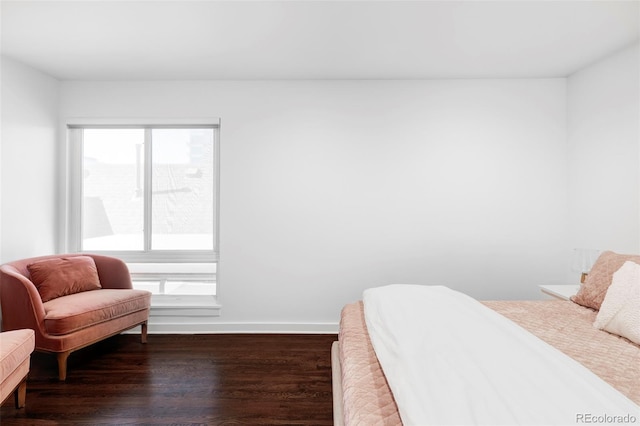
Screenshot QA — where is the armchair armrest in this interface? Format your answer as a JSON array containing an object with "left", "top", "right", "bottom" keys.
[
  {"left": 0, "top": 265, "right": 47, "bottom": 332},
  {"left": 90, "top": 255, "right": 133, "bottom": 290}
]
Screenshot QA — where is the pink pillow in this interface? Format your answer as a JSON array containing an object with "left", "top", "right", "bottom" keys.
[
  {"left": 570, "top": 251, "right": 640, "bottom": 311},
  {"left": 27, "top": 256, "right": 102, "bottom": 302}
]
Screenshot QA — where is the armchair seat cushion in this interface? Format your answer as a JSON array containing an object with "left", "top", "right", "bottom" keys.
[{"left": 44, "top": 289, "right": 151, "bottom": 336}]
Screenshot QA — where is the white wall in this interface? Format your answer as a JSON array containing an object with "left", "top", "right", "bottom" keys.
[
  {"left": 60, "top": 79, "right": 568, "bottom": 331},
  {"left": 0, "top": 56, "right": 59, "bottom": 263},
  {"left": 567, "top": 43, "right": 640, "bottom": 257},
  {"left": 2, "top": 47, "right": 637, "bottom": 332}
]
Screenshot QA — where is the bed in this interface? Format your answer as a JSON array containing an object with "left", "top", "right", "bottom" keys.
[{"left": 331, "top": 252, "right": 640, "bottom": 425}]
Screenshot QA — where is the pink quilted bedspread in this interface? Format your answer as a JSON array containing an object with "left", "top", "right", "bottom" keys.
[{"left": 338, "top": 300, "right": 640, "bottom": 426}]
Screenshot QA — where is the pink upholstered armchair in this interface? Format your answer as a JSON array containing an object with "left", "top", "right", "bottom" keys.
[{"left": 0, "top": 254, "right": 151, "bottom": 380}]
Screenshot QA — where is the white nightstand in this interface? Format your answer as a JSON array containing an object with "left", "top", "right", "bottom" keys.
[{"left": 539, "top": 284, "right": 581, "bottom": 301}]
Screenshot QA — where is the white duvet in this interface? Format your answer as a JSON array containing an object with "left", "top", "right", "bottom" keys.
[{"left": 363, "top": 285, "right": 640, "bottom": 426}]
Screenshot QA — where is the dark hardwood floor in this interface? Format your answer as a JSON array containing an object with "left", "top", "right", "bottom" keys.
[{"left": 1, "top": 334, "right": 337, "bottom": 425}]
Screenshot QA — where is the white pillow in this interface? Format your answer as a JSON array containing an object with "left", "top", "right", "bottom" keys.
[{"left": 594, "top": 260, "right": 640, "bottom": 344}]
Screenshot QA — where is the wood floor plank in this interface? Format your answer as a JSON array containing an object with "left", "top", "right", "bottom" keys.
[{"left": 1, "top": 334, "right": 337, "bottom": 425}]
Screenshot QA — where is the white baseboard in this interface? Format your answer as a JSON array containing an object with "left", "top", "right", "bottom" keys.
[
  {"left": 123, "top": 300, "right": 339, "bottom": 334},
  {"left": 124, "top": 320, "right": 339, "bottom": 334},
  {"left": 144, "top": 321, "right": 339, "bottom": 334}
]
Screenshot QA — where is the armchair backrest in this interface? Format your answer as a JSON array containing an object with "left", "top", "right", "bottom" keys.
[{"left": 0, "top": 263, "right": 46, "bottom": 333}]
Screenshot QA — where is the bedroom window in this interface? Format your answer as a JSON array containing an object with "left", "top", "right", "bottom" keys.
[{"left": 66, "top": 119, "right": 219, "bottom": 296}]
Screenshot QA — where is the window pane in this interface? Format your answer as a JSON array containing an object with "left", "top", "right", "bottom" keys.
[
  {"left": 82, "top": 129, "right": 144, "bottom": 251},
  {"left": 151, "top": 128, "right": 215, "bottom": 250}
]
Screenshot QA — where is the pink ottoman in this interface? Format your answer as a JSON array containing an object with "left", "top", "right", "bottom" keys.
[{"left": 1, "top": 329, "right": 35, "bottom": 408}]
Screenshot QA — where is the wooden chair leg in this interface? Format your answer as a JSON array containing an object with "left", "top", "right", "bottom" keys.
[
  {"left": 141, "top": 322, "right": 148, "bottom": 344},
  {"left": 14, "top": 378, "right": 27, "bottom": 408},
  {"left": 57, "top": 351, "right": 71, "bottom": 381}
]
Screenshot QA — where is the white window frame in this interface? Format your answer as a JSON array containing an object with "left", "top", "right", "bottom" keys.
[{"left": 64, "top": 118, "right": 220, "bottom": 266}]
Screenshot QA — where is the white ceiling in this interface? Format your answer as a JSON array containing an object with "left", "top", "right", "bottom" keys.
[{"left": 1, "top": 0, "right": 639, "bottom": 81}]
